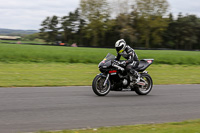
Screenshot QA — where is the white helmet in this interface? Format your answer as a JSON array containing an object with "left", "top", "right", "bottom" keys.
[{"left": 115, "top": 39, "right": 126, "bottom": 53}]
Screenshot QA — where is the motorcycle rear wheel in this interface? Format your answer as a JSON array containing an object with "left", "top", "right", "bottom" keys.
[
  {"left": 92, "top": 75, "right": 111, "bottom": 96},
  {"left": 135, "top": 73, "right": 153, "bottom": 95}
]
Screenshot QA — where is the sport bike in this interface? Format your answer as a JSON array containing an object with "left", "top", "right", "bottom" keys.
[{"left": 92, "top": 53, "right": 154, "bottom": 96}]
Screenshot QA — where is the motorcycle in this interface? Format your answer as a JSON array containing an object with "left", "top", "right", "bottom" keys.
[{"left": 92, "top": 53, "right": 154, "bottom": 96}]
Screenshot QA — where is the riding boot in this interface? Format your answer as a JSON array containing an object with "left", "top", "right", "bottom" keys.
[
  {"left": 134, "top": 71, "right": 140, "bottom": 83},
  {"left": 130, "top": 70, "right": 140, "bottom": 83}
]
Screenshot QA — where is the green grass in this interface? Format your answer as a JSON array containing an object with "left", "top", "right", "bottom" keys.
[
  {"left": 0, "top": 63, "right": 96, "bottom": 87},
  {"left": 0, "top": 43, "right": 200, "bottom": 65},
  {"left": 0, "top": 43, "right": 199, "bottom": 87},
  {"left": 0, "top": 63, "right": 199, "bottom": 87},
  {"left": 0, "top": 40, "right": 46, "bottom": 44},
  {"left": 36, "top": 119, "right": 200, "bottom": 133}
]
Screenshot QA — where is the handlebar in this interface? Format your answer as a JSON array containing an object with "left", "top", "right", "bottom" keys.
[{"left": 112, "top": 64, "right": 125, "bottom": 71}]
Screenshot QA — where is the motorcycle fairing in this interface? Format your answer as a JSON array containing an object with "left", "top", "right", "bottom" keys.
[{"left": 136, "top": 59, "right": 154, "bottom": 72}]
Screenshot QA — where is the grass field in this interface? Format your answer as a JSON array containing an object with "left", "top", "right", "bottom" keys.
[
  {"left": 0, "top": 43, "right": 200, "bottom": 65},
  {"left": 36, "top": 119, "right": 200, "bottom": 133},
  {"left": 0, "top": 43, "right": 200, "bottom": 87},
  {"left": 0, "top": 63, "right": 199, "bottom": 87}
]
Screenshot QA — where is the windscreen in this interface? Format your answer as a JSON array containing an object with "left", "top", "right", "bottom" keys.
[
  {"left": 98, "top": 53, "right": 115, "bottom": 68},
  {"left": 103, "top": 53, "right": 115, "bottom": 62}
]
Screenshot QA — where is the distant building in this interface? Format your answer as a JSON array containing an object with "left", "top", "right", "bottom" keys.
[{"left": 0, "top": 36, "right": 21, "bottom": 40}]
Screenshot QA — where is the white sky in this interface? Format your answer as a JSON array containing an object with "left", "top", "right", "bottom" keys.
[{"left": 0, "top": 0, "right": 200, "bottom": 30}]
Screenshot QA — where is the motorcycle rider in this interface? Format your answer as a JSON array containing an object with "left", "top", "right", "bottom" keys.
[{"left": 115, "top": 39, "right": 140, "bottom": 83}]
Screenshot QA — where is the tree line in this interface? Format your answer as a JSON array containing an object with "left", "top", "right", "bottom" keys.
[{"left": 39, "top": 0, "right": 200, "bottom": 50}]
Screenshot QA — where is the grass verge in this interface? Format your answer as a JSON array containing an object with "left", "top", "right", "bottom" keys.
[
  {"left": 0, "top": 63, "right": 199, "bottom": 87},
  {"left": 36, "top": 119, "right": 200, "bottom": 133}
]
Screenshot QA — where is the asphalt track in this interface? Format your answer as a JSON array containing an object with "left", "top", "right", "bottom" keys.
[{"left": 0, "top": 85, "right": 200, "bottom": 133}]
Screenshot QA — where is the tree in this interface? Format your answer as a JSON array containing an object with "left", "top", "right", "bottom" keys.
[
  {"left": 111, "top": 0, "right": 135, "bottom": 15},
  {"left": 40, "top": 16, "right": 59, "bottom": 44},
  {"left": 163, "top": 13, "right": 200, "bottom": 50},
  {"left": 80, "top": 0, "right": 111, "bottom": 46},
  {"left": 115, "top": 13, "right": 136, "bottom": 46},
  {"left": 135, "top": 0, "right": 169, "bottom": 48},
  {"left": 61, "top": 8, "right": 83, "bottom": 44},
  {"left": 173, "top": 15, "right": 200, "bottom": 49},
  {"left": 40, "top": 17, "right": 50, "bottom": 43},
  {"left": 162, "top": 13, "right": 176, "bottom": 48}
]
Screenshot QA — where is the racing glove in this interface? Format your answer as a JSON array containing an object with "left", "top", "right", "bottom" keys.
[{"left": 120, "top": 61, "right": 126, "bottom": 67}]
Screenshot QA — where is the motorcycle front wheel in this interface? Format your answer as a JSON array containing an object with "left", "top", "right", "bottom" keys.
[
  {"left": 92, "top": 75, "right": 111, "bottom": 96},
  {"left": 135, "top": 73, "right": 153, "bottom": 95}
]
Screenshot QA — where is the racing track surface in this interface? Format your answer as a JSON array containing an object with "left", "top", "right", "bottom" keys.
[{"left": 0, "top": 85, "right": 200, "bottom": 133}]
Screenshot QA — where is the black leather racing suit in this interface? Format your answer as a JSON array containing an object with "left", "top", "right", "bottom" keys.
[{"left": 115, "top": 45, "right": 139, "bottom": 74}]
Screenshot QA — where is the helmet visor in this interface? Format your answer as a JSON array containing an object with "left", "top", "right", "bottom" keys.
[{"left": 116, "top": 45, "right": 124, "bottom": 53}]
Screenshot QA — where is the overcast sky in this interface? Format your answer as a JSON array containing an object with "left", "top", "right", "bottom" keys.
[{"left": 1, "top": 0, "right": 200, "bottom": 30}]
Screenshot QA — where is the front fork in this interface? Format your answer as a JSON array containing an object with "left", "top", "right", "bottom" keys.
[{"left": 103, "top": 74, "right": 110, "bottom": 87}]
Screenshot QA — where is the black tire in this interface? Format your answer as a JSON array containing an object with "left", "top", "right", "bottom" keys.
[
  {"left": 92, "top": 75, "right": 111, "bottom": 96},
  {"left": 135, "top": 73, "right": 153, "bottom": 95}
]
